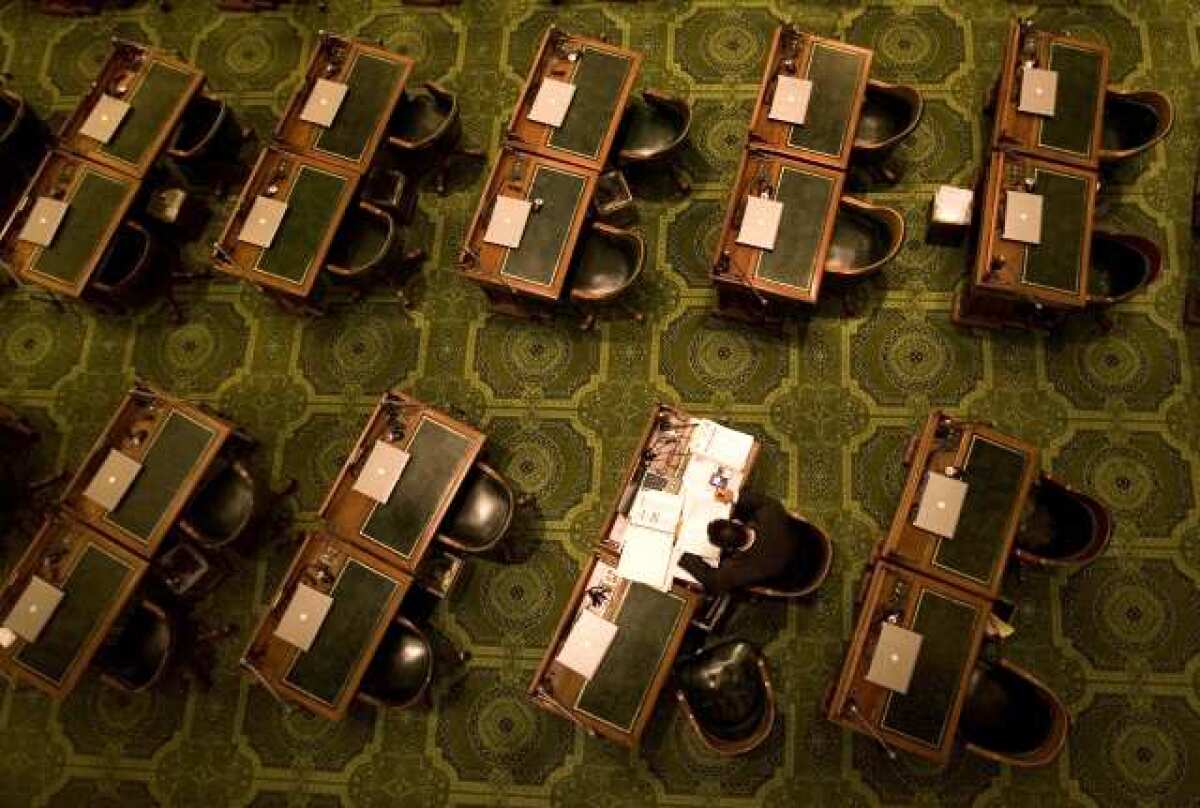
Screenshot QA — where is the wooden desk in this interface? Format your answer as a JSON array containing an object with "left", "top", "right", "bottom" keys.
[
  {"left": 61, "top": 385, "right": 233, "bottom": 558},
  {"left": 0, "top": 514, "right": 146, "bottom": 698},
  {"left": 58, "top": 40, "right": 204, "bottom": 179},
  {"left": 507, "top": 27, "right": 642, "bottom": 172},
  {"left": 459, "top": 148, "right": 597, "bottom": 303},
  {"left": 968, "top": 150, "right": 1097, "bottom": 311},
  {"left": 213, "top": 146, "right": 359, "bottom": 299},
  {"left": 711, "top": 149, "right": 845, "bottom": 311},
  {"left": 826, "top": 560, "right": 991, "bottom": 764},
  {"left": 319, "top": 390, "right": 484, "bottom": 575},
  {"left": 991, "top": 21, "right": 1109, "bottom": 170},
  {"left": 530, "top": 403, "right": 758, "bottom": 747},
  {"left": 274, "top": 33, "right": 412, "bottom": 175},
  {"left": 241, "top": 531, "right": 411, "bottom": 720},
  {"left": 0, "top": 151, "right": 140, "bottom": 297},
  {"left": 747, "top": 25, "right": 872, "bottom": 170},
  {"left": 880, "top": 411, "right": 1037, "bottom": 599}
]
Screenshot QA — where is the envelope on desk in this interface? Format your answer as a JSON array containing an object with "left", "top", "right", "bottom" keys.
[
  {"left": 273, "top": 583, "right": 333, "bottom": 651},
  {"left": 301, "top": 79, "right": 349, "bottom": 127},
  {"left": 352, "top": 440, "right": 411, "bottom": 503},
  {"left": 1002, "top": 190, "right": 1043, "bottom": 244},
  {"left": 238, "top": 196, "right": 288, "bottom": 248},
  {"left": 1018, "top": 67, "right": 1058, "bottom": 116},
  {"left": 556, "top": 608, "right": 618, "bottom": 679},
  {"left": 83, "top": 449, "right": 142, "bottom": 511},
  {"left": 769, "top": 75, "right": 813, "bottom": 125},
  {"left": 736, "top": 196, "right": 784, "bottom": 251},
  {"left": 527, "top": 78, "right": 576, "bottom": 127},
  {"left": 80, "top": 94, "right": 131, "bottom": 143},
  {"left": 483, "top": 195, "right": 532, "bottom": 249},
  {"left": 18, "top": 197, "right": 69, "bottom": 247},
  {"left": 3, "top": 576, "right": 64, "bottom": 643}
]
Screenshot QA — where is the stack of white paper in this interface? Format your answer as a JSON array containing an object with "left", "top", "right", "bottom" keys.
[
  {"left": 615, "top": 525, "right": 675, "bottom": 591},
  {"left": 556, "top": 608, "right": 619, "bottom": 679},
  {"left": 688, "top": 419, "right": 755, "bottom": 470},
  {"left": 628, "top": 489, "right": 684, "bottom": 532},
  {"left": 677, "top": 497, "right": 730, "bottom": 558}
]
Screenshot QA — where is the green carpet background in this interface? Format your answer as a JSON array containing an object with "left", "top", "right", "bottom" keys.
[{"left": 0, "top": 1, "right": 1198, "bottom": 805}]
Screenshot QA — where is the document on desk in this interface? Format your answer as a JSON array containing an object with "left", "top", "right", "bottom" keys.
[
  {"left": 677, "top": 497, "right": 731, "bottom": 557},
  {"left": 688, "top": 419, "right": 755, "bottom": 470},
  {"left": 615, "top": 525, "right": 675, "bottom": 591},
  {"left": 556, "top": 608, "right": 619, "bottom": 679},
  {"left": 628, "top": 488, "right": 684, "bottom": 533}
]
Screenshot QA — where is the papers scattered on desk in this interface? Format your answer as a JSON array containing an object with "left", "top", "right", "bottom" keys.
[
  {"left": 301, "top": 78, "right": 349, "bottom": 127},
  {"left": 83, "top": 449, "right": 142, "bottom": 511},
  {"left": 238, "top": 196, "right": 288, "bottom": 248},
  {"left": 769, "top": 75, "right": 812, "bottom": 125},
  {"left": 273, "top": 583, "right": 333, "bottom": 651},
  {"left": 80, "top": 94, "right": 130, "bottom": 143},
  {"left": 1002, "top": 190, "right": 1043, "bottom": 245},
  {"left": 483, "top": 195, "right": 532, "bottom": 249},
  {"left": 352, "top": 440, "right": 411, "bottom": 503},
  {"left": 677, "top": 496, "right": 730, "bottom": 559},
  {"left": 1018, "top": 67, "right": 1058, "bottom": 116},
  {"left": 688, "top": 419, "right": 755, "bottom": 471},
  {"left": 3, "top": 576, "right": 64, "bottom": 643},
  {"left": 18, "top": 197, "right": 69, "bottom": 247},
  {"left": 736, "top": 195, "right": 784, "bottom": 251},
  {"left": 556, "top": 608, "right": 619, "bottom": 679},
  {"left": 528, "top": 78, "right": 576, "bottom": 127},
  {"left": 615, "top": 525, "right": 675, "bottom": 591},
  {"left": 628, "top": 489, "right": 684, "bottom": 533}
]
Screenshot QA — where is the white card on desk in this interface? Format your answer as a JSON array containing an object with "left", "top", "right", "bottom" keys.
[
  {"left": 82, "top": 449, "right": 142, "bottom": 511},
  {"left": 555, "top": 608, "right": 619, "bottom": 679},
  {"left": 527, "top": 78, "right": 576, "bottom": 127},
  {"left": 352, "top": 440, "right": 411, "bottom": 503},
  {"left": 80, "top": 94, "right": 131, "bottom": 143},
  {"left": 483, "top": 195, "right": 532, "bottom": 249},
  {"left": 1018, "top": 67, "right": 1058, "bottom": 116},
  {"left": 865, "top": 622, "right": 923, "bottom": 694},
  {"left": 628, "top": 489, "right": 684, "bottom": 533},
  {"left": 615, "top": 525, "right": 674, "bottom": 591},
  {"left": 3, "top": 576, "right": 65, "bottom": 643},
  {"left": 238, "top": 196, "right": 288, "bottom": 248},
  {"left": 1002, "top": 190, "right": 1043, "bottom": 244},
  {"left": 301, "top": 79, "right": 349, "bottom": 127},
  {"left": 769, "top": 75, "right": 813, "bottom": 125},
  {"left": 273, "top": 583, "right": 333, "bottom": 651},
  {"left": 736, "top": 195, "right": 784, "bottom": 251},
  {"left": 913, "top": 472, "right": 969, "bottom": 538},
  {"left": 18, "top": 197, "right": 69, "bottom": 247}
]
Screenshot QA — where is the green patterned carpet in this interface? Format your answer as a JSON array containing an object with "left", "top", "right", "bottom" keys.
[{"left": 1, "top": 1, "right": 1198, "bottom": 806}]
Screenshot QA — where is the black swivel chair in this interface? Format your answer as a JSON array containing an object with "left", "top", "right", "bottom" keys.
[
  {"left": 1099, "top": 89, "right": 1173, "bottom": 164},
  {"left": 852, "top": 79, "right": 923, "bottom": 184},
  {"left": 387, "top": 82, "right": 485, "bottom": 196},
  {"left": 89, "top": 220, "right": 183, "bottom": 323},
  {"left": 745, "top": 511, "right": 833, "bottom": 599},
  {"left": 566, "top": 223, "right": 646, "bottom": 330},
  {"left": 959, "top": 657, "right": 1070, "bottom": 767},
  {"left": 824, "top": 197, "right": 905, "bottom": 314},
  {"left": 1015, "top": 474, "right": 1112, "bottom": 570},
  {"left": 1086, "top": 231, "right": 1162, "bottom": 306},
  {"left": 324, "top": 201, "right": 425, "bottom": 304},
  {"left": 674, "top": 640, "right": 776, "bottom": 755},
  {"left": 178, "top": 459, "right": 260, "bottom": 551},
  {"left": 97, "top": 600, "right": 176, "bottom": 693},
  {"left": 357, "top": 616, "right": 434, "bottom": 709},
  {"left": 614, "top": 89, "right": 693, "bottom": 194},
  {"left": 438, "top": 462, "right": 516, "bottom": 555}
]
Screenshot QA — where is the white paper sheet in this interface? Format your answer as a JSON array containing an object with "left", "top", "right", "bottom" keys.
[
  {"left": 615, "top": 525, "right": 674, "bottom": 591},
  {"left": 628, "top": 488, "right": 684, "bottom": 533},
  {"left": 555, "top": 608, "right": 619, "bottom": 678}
]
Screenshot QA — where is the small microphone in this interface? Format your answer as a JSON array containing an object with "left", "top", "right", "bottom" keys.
[{"left": 847, "top": 700, "right": 898, "bottom": 761}]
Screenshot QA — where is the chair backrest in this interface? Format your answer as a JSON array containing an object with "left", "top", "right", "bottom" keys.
[
  {"left": 360, "top": 616, "right": 433, "bottom": 709},
  {"left": 438, "top": 461, "right": 515, "bottom": 554},
  {"left": 1099, "top": 89, "right": 1174, "bottom": 163},
  {"left": 825, "top": 196, "right": 905, "bottom": 278},
  {"left": 1086, "top": 230, "right": 1162, "bottom": 305},
  {"left": 389, "top": 82, "right": 459, "bottom": 152},
  {"left": 676, "top": 640, "right": 774, "bottom": 755},
  {"left": 960, "top": 658, "right": 1069, "bottom": 767},
  {"left": 567, "top": 223, "right": 645, "bottom": 303},
  {"left": 1016, "top": 474, "right": 1112, "bottom": 569},
  {"left": 617, "top": 89, "right": 692, "bottom": 163},
  {"left": 853, "top": 79, "right": 923, "bottom": 152},
  {"left": 99, "top": 600, "right": 174, "bottom": 692},
  {"left": 747, "top": 512, "right": 833, "bottom": 599},
  {"left": 91, "top": 220, "right": 155, "bottom": 296},
  {"left": 325, "top": 202, "right": 397, "bottom": 277},
  {"left": 180, "top": 459, "right": 258, "bottom": 549},
  {"left": 0, "top": 89, "right": 26, "bottom": 146},
  {"left": 167, "top": 95, "right": 230, "bottom": 160}
]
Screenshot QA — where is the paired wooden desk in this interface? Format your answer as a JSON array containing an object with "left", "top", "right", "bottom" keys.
[
  {"left": 530, "top": 403, "right": 758, "bottom": 747},
  {"left": 711, "top": 25, "right": 874, "bottom": 315},
  {"left": 0, "top": 42, "right": 203, "bottom": 297},
  {"left": 827, "top": 411, "right": 1038, "bottom": 763},
  {"left": 460, "top": 27, "right": 641, "bottom": 309},
  {"left": 0, "top": 385, "right": 236, "bottom": 698},
  {"left": 214, "top": 33, "right": 413, "bottom": 303},
  {"left": 242, "top": 391, "right": 484, "bottom": 719}
]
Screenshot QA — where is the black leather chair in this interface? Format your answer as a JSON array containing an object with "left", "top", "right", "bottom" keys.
[
  {"left": 90, "top": 220, "right": 183, "bottom": 322},
  {"left": 1099, "top": 89, "right": 1173, "bottom": 164},
  {"left": 746, "top": 511, "right": 833, "bottom": 599},
  {"left": 97, "top": 600, "right": 175, "bottom": 693},
  {"left": 1086, "top": 231, "right": 1162, "bottom": 306},
  {"left": 825, "top": 197, "right": 905, "bottom": 280},
  {"left": 438, "top": 462, "right": 515, "bottom": 555},
  {"left": 324, "top": 201, "right": 425, "bottom": 303},
  {"left": 0, "top": 404, "right": 35, "bottom": 518},
  {"left": 675, "top": 640, "right": 775, "bottom": 755},
  {"left": 959, "top": 657, "right": 1069, "bottom": 767},
  {"left": 1, "top": 89, "right": 46, "bottom": 213},
  {"left": 178, "top": 459, "right": 259, "bottom": 550},
  {"left": 358, "top": 616, "right": 434, "bottom": 709},
  {"left": 854, "top": 79, "right": 923, "bottom": 153},
  {"left": 387, "top": 82, "right": 485, "bottom": 195},
  {"left": 167, "top": 95, "right": 237, "bottom": 163},
  {"left": 566, "top": 223, "right": 645, "bottom": 329},
  {"left": 1015, "top": 474, "right": 1112, "bottom": 570},
  {"left": 615, "top": 89, "right": 693, "bottom": 193}
]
